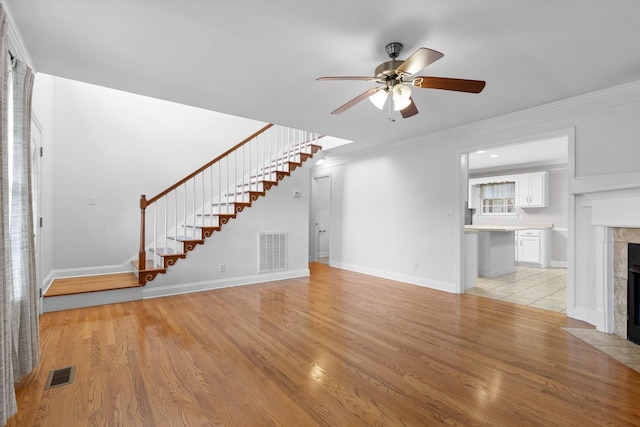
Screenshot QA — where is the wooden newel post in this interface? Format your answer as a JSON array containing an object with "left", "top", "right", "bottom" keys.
[{"left": 138, "top": 195, "right": 148, "bottom": 270}]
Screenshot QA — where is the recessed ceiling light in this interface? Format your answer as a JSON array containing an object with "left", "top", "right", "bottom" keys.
[
  {"left": 475, "top": 150, "right": 486, "bottom": 154},
  {"left": 490, "top": 154, "right": 499, "bottom": 158}
]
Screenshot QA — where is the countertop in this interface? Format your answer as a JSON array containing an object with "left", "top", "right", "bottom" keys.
[{"left": 464, "top": 223, "right": 553, "bottom": 232}]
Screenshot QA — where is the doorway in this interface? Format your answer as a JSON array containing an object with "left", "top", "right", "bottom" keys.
[
  {"left": 460, "top": 132, "right": 572, "bottom": 313},
  {"left": 310, "top": 175, "right": 331, "bottom": 264}
]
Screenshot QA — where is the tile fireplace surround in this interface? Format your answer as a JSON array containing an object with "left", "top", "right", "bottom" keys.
[{"left": 613, "top": 228, "right": 640, "bottom": 339}]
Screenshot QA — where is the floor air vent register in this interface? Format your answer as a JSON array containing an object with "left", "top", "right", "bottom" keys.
[{"left": 44, "top": 365, "right": 76, "bottom": 389}]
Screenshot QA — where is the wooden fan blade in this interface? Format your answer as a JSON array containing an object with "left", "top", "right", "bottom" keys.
[
  {"left": 396, "top": 47, "right": 444, "bottom": 76},
  {"left": 317, "top": 76, "right": 378, "bottom": 81},
  {"left": 413, "top": 76, "right": 486, "bottom": 93},
  {"left": 400, "top": 97, "right": 419, "bottom": 118},
  {"left": 331, "top": 87, "right": 385, "bottom": 115}
]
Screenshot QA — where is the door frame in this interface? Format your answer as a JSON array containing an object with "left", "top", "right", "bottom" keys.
[
  {"left": 457, "top": 129, "right": 575, "bottom": 315},
  {"left": 31, "top": 114, "right": 43, "bottom": 313}
]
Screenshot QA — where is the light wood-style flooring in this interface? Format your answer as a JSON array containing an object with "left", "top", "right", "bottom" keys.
[
  {"left": 9, "top": 263, "right": 640, "bottom": 426},
  {"left": 45, "top": 272, "right": 140, "bottom": 297}
]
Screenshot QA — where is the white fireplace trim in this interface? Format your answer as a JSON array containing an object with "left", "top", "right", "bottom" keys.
[
  {"left": 594, "top": 226, "right": 614, "bottom": 333},
  {"left": 589, "top": 192, "right": 640, "bottom": 334}
]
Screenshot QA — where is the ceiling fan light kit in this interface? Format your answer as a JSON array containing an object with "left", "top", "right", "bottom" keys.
[
  {"left": 317, "top": 42, "right": 486, "bottom": 119},
  {"left": 369, "top": 88, "right": 388, "bottom": 109},
  {"left": 392, "top": 84, "right": 412, "bottom": 111}
]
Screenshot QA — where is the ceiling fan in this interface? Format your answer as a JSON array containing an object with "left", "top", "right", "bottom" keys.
[{"left": 317, "top": 42, "right": 486, "bottom": 119}]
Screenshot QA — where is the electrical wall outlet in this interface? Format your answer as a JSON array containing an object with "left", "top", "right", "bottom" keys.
[{"left": 219, "top": 263, "right": 225, "bottom": 272}]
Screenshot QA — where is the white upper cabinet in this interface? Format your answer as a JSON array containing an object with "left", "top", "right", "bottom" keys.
[
  {"left": 515, "top": 172, "right": 548, "bottom": 208},
  {"left": 469, "top": 171, "right": 549, "bottom": 211}
]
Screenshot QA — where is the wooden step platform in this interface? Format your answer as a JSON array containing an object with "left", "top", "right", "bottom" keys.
[{"left": 45, "top": 273, "right": 141, "bottom": 297}]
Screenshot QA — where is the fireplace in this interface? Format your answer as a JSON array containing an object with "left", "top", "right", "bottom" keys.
[{"left": 628, "top": 243, "right": 640, "bottom": 344}]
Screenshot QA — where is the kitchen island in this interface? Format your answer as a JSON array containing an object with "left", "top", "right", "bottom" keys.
[{"left": 464, "top": 224, "right": 552, "bottom": 278}]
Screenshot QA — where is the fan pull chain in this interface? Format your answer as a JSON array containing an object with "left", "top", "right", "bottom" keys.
[{"left": 387, "top": 94, "right": 395, "bottom": 122}]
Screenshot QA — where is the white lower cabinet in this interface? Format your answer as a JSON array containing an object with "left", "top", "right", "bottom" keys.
[{"left": 515, "top": 229, "right": 550, "bottom": 267}]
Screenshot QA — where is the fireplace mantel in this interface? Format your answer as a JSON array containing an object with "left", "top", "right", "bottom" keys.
[{"left": 584, "top": 188, "right": 640, "bottom": 337}]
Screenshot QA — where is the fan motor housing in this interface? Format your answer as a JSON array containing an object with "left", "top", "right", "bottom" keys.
[{"left": 375, "top": 60, "right": 404, "bottom": 79}]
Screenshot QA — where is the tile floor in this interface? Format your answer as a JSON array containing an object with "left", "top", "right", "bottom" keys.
[
  {"left": 465, "top": 265, "right": 567, "bottom": 313},
  {"left": 564, "top": 327, "right": 640, "bottom": 373}
]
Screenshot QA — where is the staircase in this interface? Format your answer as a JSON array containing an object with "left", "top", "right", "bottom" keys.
[
  {"left": 132, "top": 124, "right": 321, "bottom": 285},
  {"left": 42, "top": 124, "right": 321, "bottom": 312}
]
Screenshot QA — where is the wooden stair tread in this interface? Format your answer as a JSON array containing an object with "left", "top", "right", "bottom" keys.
[
  {"left": 184, "top": 225, "right": 222, "bottom": 230},
  {"left": 151, "top": 248, "right": 186, "bottom": 257},
  {"left": 167, "top": 236, "right": 205, "bottom": 243},
  {"left": 45, "top": 273, "right": 141, "bottom": 297}
]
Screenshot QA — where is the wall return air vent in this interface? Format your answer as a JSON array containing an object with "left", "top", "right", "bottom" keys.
[{"left": 258, "top": 232, "right": 287, "bottom": 273}]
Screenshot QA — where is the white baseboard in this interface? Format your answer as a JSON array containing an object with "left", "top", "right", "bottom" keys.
[
  {"left": 330, "top": 261, "right": 457, "bottom": 293},
  {"left": 550, "top": 260, "right": 568, "bottom": 268},
  {"left": 142, "top": 268, "right": 310, "bottom": 299}
]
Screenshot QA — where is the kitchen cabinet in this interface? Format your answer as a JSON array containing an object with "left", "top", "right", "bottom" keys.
[
  {"left": 516, "top": 172, "right": 548, "bottom": 207},
  {"left": 469, "top": 171, "right": 548, "bottom": 211},
  {"left": 515, "top": 229, "right": 550, "bottom": 267}
]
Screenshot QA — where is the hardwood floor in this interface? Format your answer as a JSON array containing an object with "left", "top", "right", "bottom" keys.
[
  {"left": 9, "top": 263, "right": 640, "bottom": 426},
  {"left": 45, "top": 273, "right": 140, "bottom": 297}
]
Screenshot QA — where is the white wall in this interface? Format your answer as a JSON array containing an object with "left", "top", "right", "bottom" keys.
[
  {"left": 32, "top": 74, "right": 311, "bottom": 290},
  {"left": 316, "top": 80, "right": 640, "bottom": 328},
  {"left": 317, "top": 143, "right": 458, "bottom": 292}
]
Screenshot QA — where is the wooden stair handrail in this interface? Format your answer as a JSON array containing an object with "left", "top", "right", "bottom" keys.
[{"left": 143, "top": 123, "right": 274, "bottom": 208}]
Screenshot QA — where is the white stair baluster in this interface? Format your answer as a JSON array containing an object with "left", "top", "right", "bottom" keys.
[{"left": 153, "top": 204, "right": 157, "bottom": 266}]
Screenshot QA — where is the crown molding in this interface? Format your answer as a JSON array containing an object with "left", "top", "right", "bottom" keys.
[
  {"left": 406, "top": 80, "right": 640, "bottom": 150},
  {"left": 1, "top": 0, "right": 34, "bottom": 69}
]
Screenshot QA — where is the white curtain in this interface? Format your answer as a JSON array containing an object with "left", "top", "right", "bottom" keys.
[
  {"left": 0, "top": 7, "right": 16, "bottom": 425},
  {"left": 481, "top": 182, "right": 515, "bottom": 199},
  {"left": 11, "top": 58, "right": 39, "bottom": 379},
  {"left": 1, "top": 4, "right": 39, "bottom": 426}
]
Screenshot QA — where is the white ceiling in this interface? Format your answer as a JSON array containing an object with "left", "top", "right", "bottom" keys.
[
  {"left": 469, "top": 136, "right": 568, "bottom": 171},
  {"left": 6, "top": 1, "right": 640, "bottom": 152}
]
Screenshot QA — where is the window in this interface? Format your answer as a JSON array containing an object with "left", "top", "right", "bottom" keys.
[{"left": 480, "top": 182, "right": 515, "bottom": 215}]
